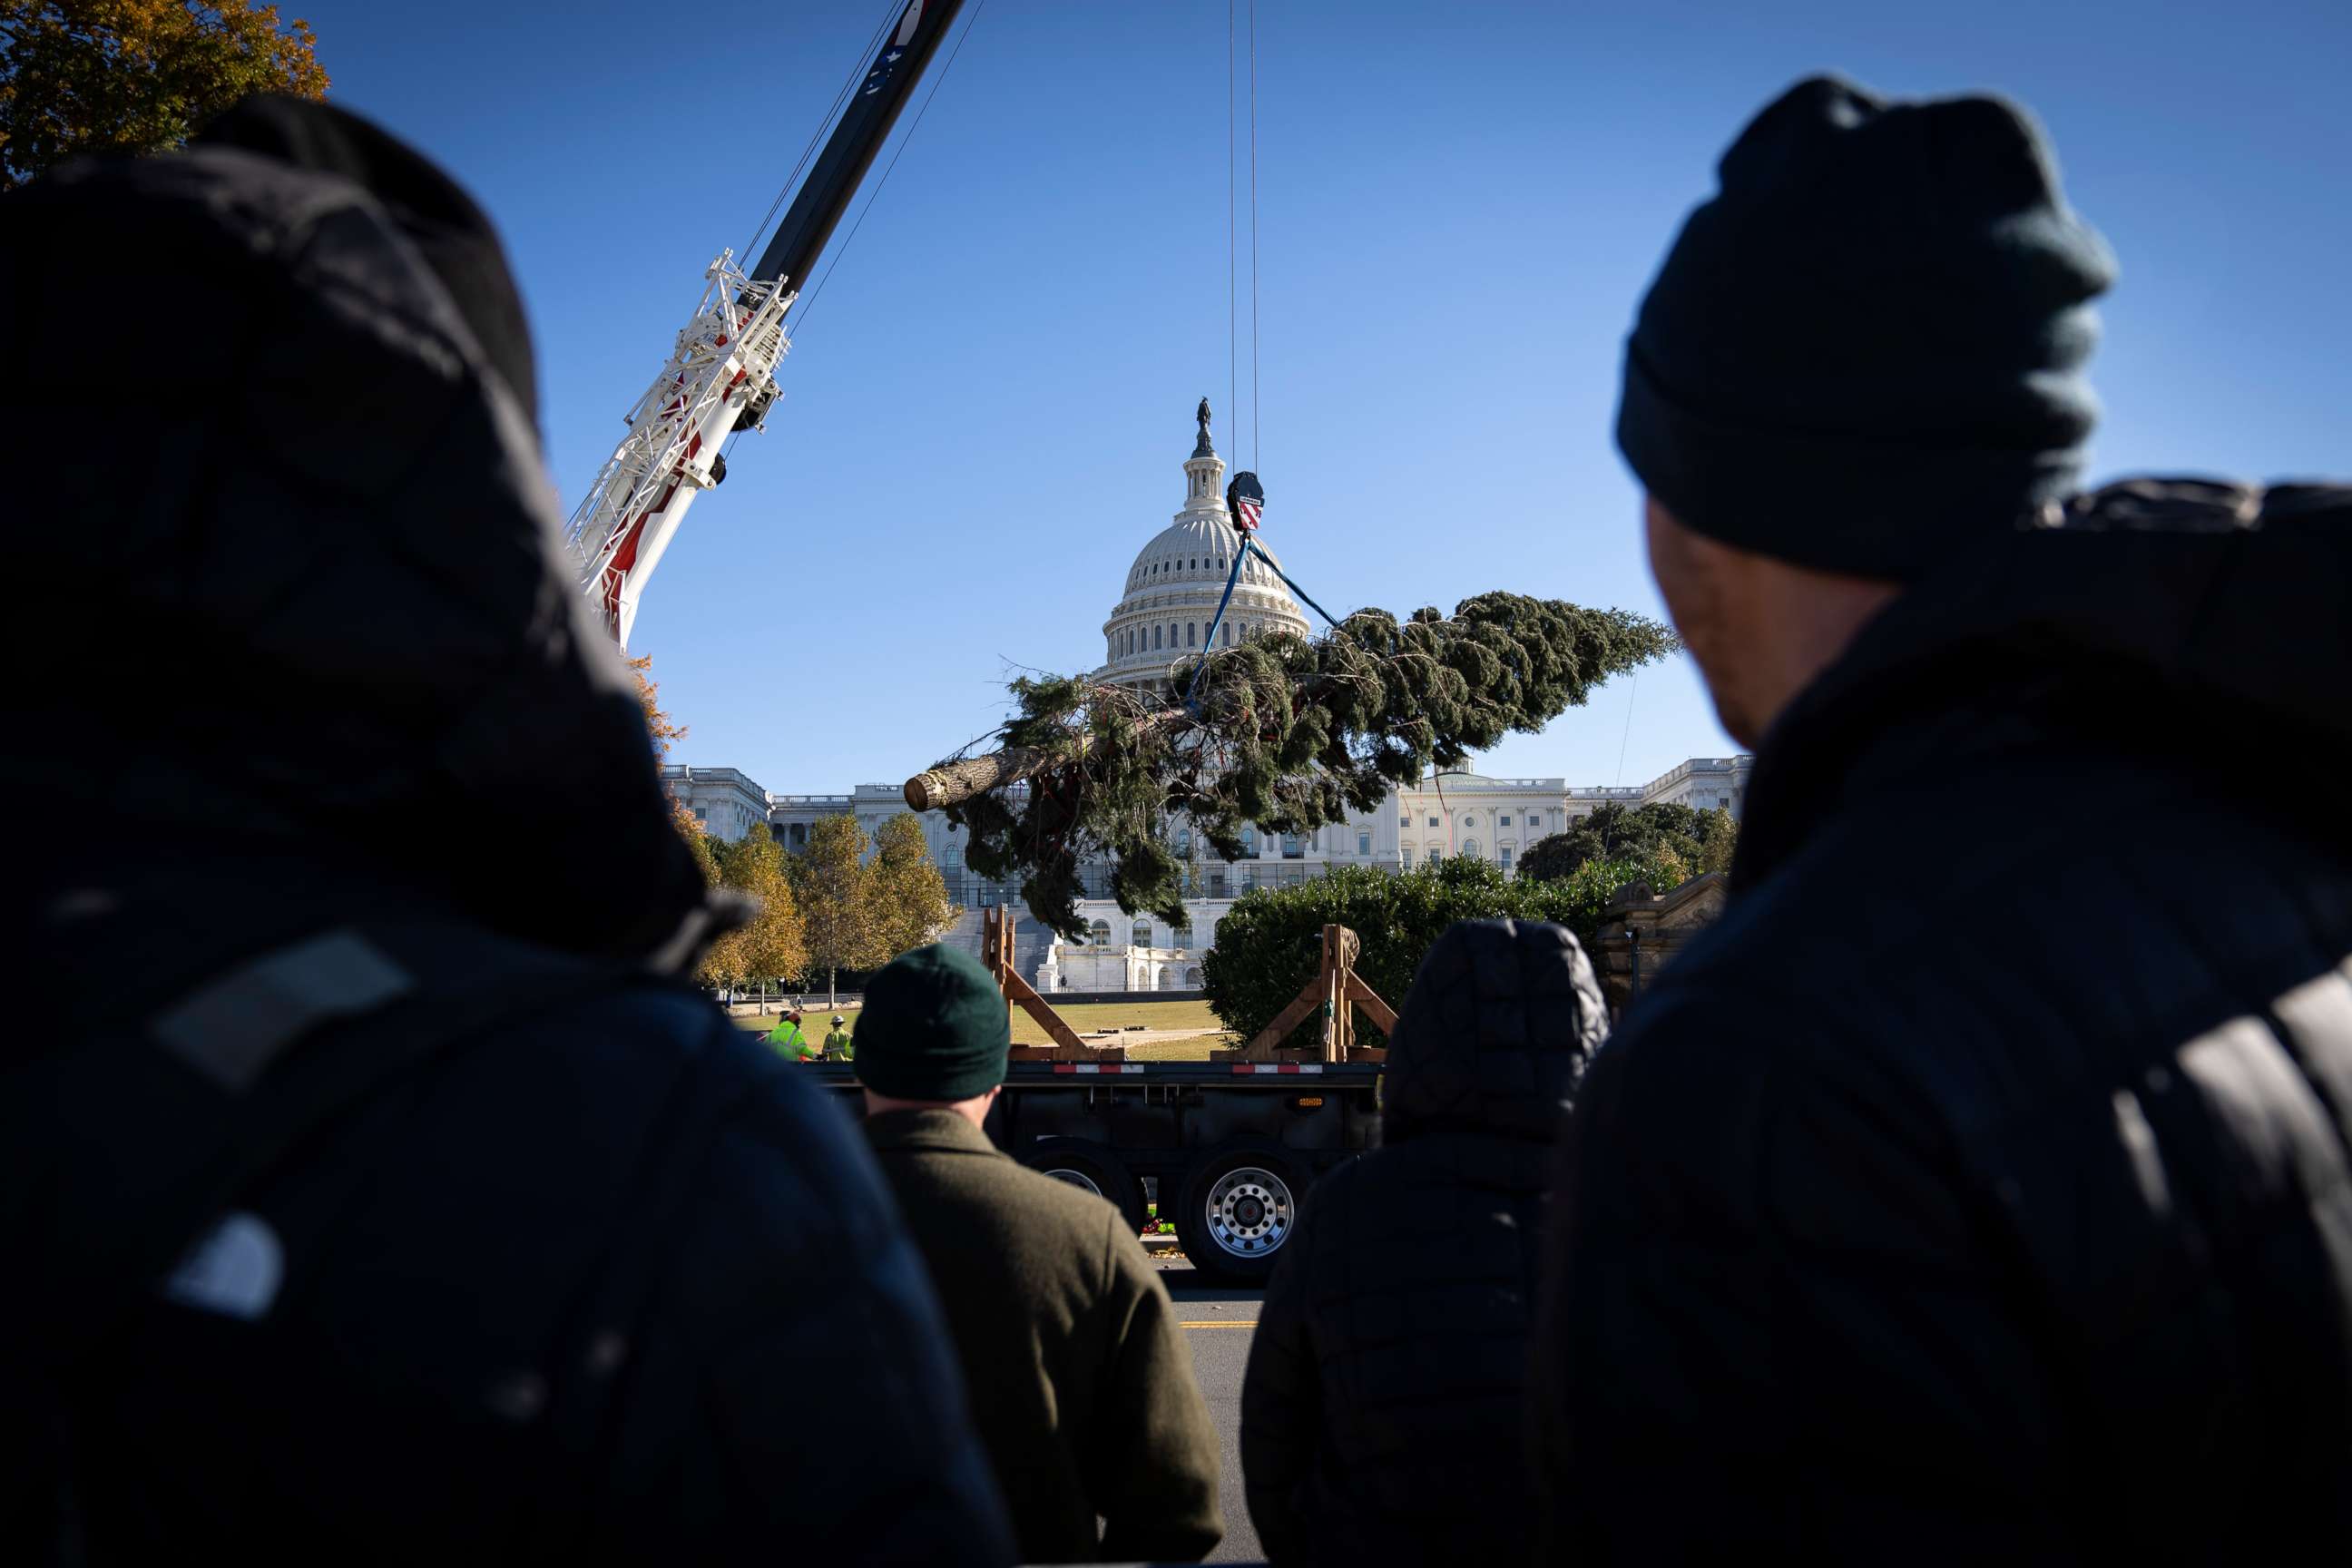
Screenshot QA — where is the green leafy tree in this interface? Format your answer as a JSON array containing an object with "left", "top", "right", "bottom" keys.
[
  {"left": 2, "top": 1, "right": 331, "bottom": 191},
  {"left": 1519, "top": 801, "right": 1734, "bottom": 884},
  {"left": 867, "top": 812, "right": 958, "bottom": 961},
  {"left": 790, "top": 815, "right": 883, "bottom": 1005},
  {"left": 704, "top": 825, "right": 807, "bottom": 993},
  {"left": 1201, "top": 855, "right": 1684, "bottom": 1050}
]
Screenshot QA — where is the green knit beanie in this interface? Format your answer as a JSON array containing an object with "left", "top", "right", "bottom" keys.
[{"left": 852, "top": 944, "right": 1012, "bottom": 1102}]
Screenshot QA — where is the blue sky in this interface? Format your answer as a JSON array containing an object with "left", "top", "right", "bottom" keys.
[{"left": 299, "top": 0, "right": 2348, "bottom": 796}]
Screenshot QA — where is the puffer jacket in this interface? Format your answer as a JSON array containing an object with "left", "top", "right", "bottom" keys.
[
  {"left": 1, "top": 101, "right": 1013, "bottom": 1565},
  {"left": 1533, "top": 478, "right": 2352, "bottom": 1563},
  {"left": 1240, "top": 919, "right": 1606, "bottom": 1567}
]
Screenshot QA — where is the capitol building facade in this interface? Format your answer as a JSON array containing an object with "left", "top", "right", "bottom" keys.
[{"left": 666, "top": 407, "right": 1749, "bottom": 990}]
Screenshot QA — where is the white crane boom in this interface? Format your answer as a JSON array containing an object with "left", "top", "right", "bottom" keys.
[
  {"left": 564, "top": 254, "right": 789, "bottom": 649},
  {"left": 563, "top": 0, "right": 968, "bottom": 648}
]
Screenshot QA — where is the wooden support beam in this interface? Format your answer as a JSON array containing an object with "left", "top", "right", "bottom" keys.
[
  {"left": 1240, "top": 982, "right": 1328, "bottom": 1060},
  {"left": 1230, "top": 923, "right": 1398, "bottom": 1063},
  {"left": 984, "top": 904, "right": 1124, "bottom": 1062},
  {"left": 1326, "top": 924, "right": 1355, "bottom": 1063},
  {"left": 1343, "top": 973, "right": 1398, "bottom": 1034},
  {"left": 1004, "top": 966, "right": 1099, "bottom": 1056}
]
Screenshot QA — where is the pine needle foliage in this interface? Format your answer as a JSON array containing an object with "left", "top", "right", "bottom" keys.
[{"left": 940, "top": 593, "right": 1679, "bottom": 936}]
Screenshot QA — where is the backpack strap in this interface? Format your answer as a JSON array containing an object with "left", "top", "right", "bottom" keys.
[
  {"left": 122, "top": 921, "right": 635, "bottom": 1305},
  {"left": 12, "top": 916, "right": 661, "bottom": 1563}
]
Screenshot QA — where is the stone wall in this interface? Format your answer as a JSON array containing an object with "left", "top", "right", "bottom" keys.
[{"left": 1592, "top": 871, "right": 1730, "bottom": 1018}]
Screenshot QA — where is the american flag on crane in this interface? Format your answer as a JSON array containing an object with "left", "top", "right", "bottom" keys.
[{"left": 1227, "top": 470, "right": 1264, "bottom": 533}]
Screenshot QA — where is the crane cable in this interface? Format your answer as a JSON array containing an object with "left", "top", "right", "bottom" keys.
[
  {"left": 1248, "top": 0, "right": 1261, "bottom": 474},
  {"left": 1226, "top": 0, "right": 1263, "bottom": 474},
  {"left": 738, "top": 0, "right": 906, "bottom": 267},
  {"left": 723, "top": 0, "right": 992, "bottom": 460},
  {"left": 791, "top": 0, "right": 992, "bottom": 333}
]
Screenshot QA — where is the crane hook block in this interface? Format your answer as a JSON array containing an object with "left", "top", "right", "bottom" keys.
[{"left": 1227, "top": 471, "right": 1265, "bottom": 533}]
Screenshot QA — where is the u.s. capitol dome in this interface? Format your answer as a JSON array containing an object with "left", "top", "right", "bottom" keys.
[{"left": 1095, "top": 402, "right": 1309, "bottom": 693}]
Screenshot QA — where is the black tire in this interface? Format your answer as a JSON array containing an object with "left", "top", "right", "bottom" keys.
[
  {"left": 1019, "top": 1141, "right": 1146, "bottom": 1236},
  {"left": 1173, "top": 1144, "right": 1308, "bottom": 1286}
]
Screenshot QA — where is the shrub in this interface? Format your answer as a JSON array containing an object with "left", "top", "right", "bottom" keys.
[{"left": 1201, "top": 854, "right": 1681, "bottom": 1048}]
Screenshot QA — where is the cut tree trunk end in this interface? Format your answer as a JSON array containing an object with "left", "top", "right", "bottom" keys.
[
  {"left": 904, "top": 710, "right": 1185, "bottom": 813},
  {"left": 905, "top": 748, "right": 1056, "bottom": 813}
]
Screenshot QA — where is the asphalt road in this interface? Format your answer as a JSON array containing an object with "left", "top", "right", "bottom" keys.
[{"left": 1152, "top": 1256, "right": 1268, "bottom": 1565}]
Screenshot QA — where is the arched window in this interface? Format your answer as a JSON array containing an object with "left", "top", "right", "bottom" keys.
[
  {"left": 1153, "top": 624, "right": 1162, "bottom": 650},
  {"left": 1132, "top": 919, "right": 1153, "bottom": 948},
  {"left": 1240, "top": 826, "right": 1258, "bottom": 856},
  {"left": 1089, "top": 918, "right": 1111, "bottom": 946},
  {"left": 1461, "top": 838, "right": 1481, "bottom": 860},
  {"left": 1281, "top": 831, "right": 1302, "bottom": 858},
  {"left": 1176, "top": 827, "right": 1192, "bottom": 854},
  {"left": 1220, "top": 623, "right": 1231, "bottom": 646},
  {"left": 1187, "top": 622, "right": 1197, "bottom": 647}
]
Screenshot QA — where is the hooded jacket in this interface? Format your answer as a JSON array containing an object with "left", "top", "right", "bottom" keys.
[
  {"left": 0, "top": 103, "right": 1013, "bottom": 1564},
  {"left": 1532, "top": 478, "right": 2352, "bottom": 1563},
  {"left": 1240, "top": 919, "right": 1606, "bottom": 1567}
]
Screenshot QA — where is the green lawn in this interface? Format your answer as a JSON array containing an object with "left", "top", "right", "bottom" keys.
[
  {"left": 1122, "top": 1037, "right": 1233, "bottom": 1062},
  {"left": 732, "top": 997, "right": 1235, "bottom": 1058}
]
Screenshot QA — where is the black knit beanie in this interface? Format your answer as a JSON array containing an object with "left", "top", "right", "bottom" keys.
[{"left": 1617, "top": 75, "right": 2118, "bottom": 581}]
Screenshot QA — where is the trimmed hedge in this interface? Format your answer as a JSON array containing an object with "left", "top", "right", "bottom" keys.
[{"left": 1200, "top": 855, "right": 1669, "bottom": 1048}]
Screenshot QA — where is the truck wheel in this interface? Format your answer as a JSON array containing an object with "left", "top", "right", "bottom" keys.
[
  {"left": 1175, "top": 1146, "right": 1306, "bottom": 1286},
  {"left": 1020, "top": 1142, "right": 1146, "bottom": 1235}
]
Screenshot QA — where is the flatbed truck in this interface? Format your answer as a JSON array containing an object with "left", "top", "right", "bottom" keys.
[{"left": 807, "top": 1057, "right": 1382, "bottom": 1285}]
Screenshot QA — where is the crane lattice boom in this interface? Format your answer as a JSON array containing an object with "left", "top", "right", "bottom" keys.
[
  {"left": 564, "top": 253, "right": 789, "bottom": 648},
  {"left": 565, "top": 0, "right": 968, "bottom": 648}
]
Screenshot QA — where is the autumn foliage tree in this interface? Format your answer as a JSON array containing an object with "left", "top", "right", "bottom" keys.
[
  {"left": 867, "top": 813, "right": 958, "bottom": 959},
  {"left": 701, "top": 825, "right": 808, "bottom": 993},
  {"left": 671, "top": 799, "right": 720, "bottom": 887},
  {"left": 789, "top": 816, "right": 881, "bottom": 1006},
  {"left": 628, "top": 653, "right": 687, "bottom": 759},
  {"left": 627, "top": 652, "right": 716, "bottom": 879},
  {"left": 1, "top": 2, "right": 330, "bottom": 191}
]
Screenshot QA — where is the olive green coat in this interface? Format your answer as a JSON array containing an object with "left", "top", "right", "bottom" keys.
[{"left": 861, "top": 1109, "right": 1222, "bottom": 1563}]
